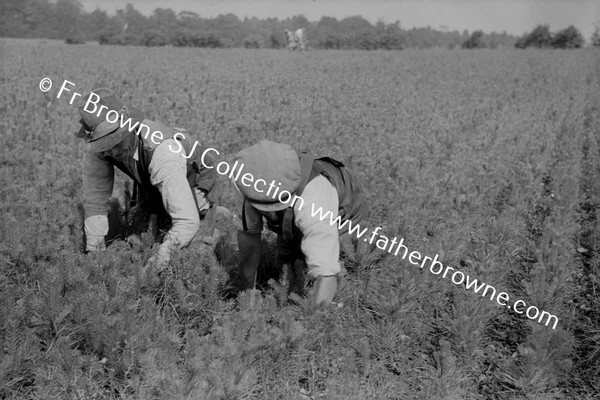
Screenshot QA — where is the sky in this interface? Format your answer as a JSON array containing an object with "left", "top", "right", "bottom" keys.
[{"left": 79, "top": 0, "right": 600, "bottom": 38}]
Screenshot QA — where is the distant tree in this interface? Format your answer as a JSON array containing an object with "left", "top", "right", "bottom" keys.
[
  {"left": 122, "top": 3, "right": 147, "bottom": 36},
  {"left": 485, "top": 31, "right": 516, "bottom": 49},
  {"left": 316, "top": 16, "right": 339, "bottom": 31},
  {"left": 552, "top": 25, "right": 584, "bottom": 48},
  {"left": 515, "top": 24, "right": 553, "bottom": 48},
  {"left": 244, "top": 34, "right": 265, "bottom": 48},
  {"left": 590, "top": 25, "right": 600, "bottom": 47},
  {"left": 147, "top": 8, "right": 177, "bottom": 44},
  {"left": 352, "top": 29, "right": 378, "bottom": 50},
  {"left": 87, "top": 9, "right": 110, "bottom": 40},
  {"left": 150, "top": 8, "right": 177, "bottom": 29},
  {"left": 288, "top": 14, "right": 310, "bottom": 31},
  {"left": 171, "top": 28, "right": 195, "bottom": 47},
  {"left": 54, "top": 0, "right": 82, "bottom": 40},
  {"left": 339, "top": 15, "right": 373, "bottom": 32},
  {"left": 65, "top": 36, "right": 85, "bottom": 44},
  {"left": 270, "top": 33, "right": 283, "bottom": 48},
  {"left": 516, "top": 24, "right": 584, "bottom": 49},
  {"left": 313, "top": 16, "right": 340, "bottom": 48},
  {"left": 178, "top": 11, "right": 202, "bottom": 30},
  {"left": 211, "top": 13, "right": 244, "bottom": 46},
  {"left": 462, "top": 30, "right": 486, "bottom": 49},
  {"left": 171, "top": 28, "right": 226, "bottom": 48},
  {"left": 0, "top": 0, "right": 24, "bottom": 37},
  {"left": 404, "top": 27, "right": 438, "bottom": 48},
  {"left": 140, "top": 29, "right": 170, "bottom": 46},
  {"left": 514, "top": 36, "right": 528, "bottom": 49},
  {"left": 14, "top": 0, "right": 55, "bottom": 38},
  {"left": 376, "top": 21, "right": 404, "bottom": 49},
  {"left": 333, "top": 16, "right": 385, "bottom": 49},
  {"left": 322, "top": 34, "right": 343, "bottom": 49}
]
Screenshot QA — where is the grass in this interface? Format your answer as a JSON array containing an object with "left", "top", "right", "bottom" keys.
[{"left": 1, "top": 38, "right": 600, "bottom": 399}]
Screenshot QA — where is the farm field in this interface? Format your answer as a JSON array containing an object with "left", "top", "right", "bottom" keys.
[{"left": 1, "top": 39, "right": 600, "bottom": 399}]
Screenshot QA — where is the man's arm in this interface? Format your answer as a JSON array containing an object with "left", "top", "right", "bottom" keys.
[
  {"left": 82, "top": 151, "right": 114, "bottom": 252},
  {"left": 148, "top": 139, "right": 200, "bottom": 264},
  {"left": 294, "top": 175, "right": 341, "bottom": 305}
]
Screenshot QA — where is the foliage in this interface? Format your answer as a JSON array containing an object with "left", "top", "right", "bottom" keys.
[
  {"left": 552, "top": 26, "right": 584, "bottom": 49},
  {"left": 515, "top": 24, "right": 554, "bottom": 49},
  {"left": 462, "top": 30, "right": 486, "bottom": 49},
  {"left": 590, "top": 24, "right": 600, "bottom": 47},
  {"left": 516, "top": 24, "right": 584, "bottom": 49},
  {"left": 1, "top": 40, "right": 600, "bottom": 399},
  {"left": 64, "top": 36, "right": 85, "bottom": 45},
  {"left": 139, "top": 30, "right": 170, "bottom": 47},
  {"left": 244, "top": 34, "right": 266, "bottom": 49}
]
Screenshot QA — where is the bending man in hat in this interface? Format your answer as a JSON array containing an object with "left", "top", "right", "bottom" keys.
[
  {"left": 75, "top": 88, "right": 218, "bottom": 287},
  {"left": 232, "top": 140, "right": 368, "bottom": 305}
]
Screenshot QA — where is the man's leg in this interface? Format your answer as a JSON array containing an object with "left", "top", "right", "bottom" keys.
[
  {"left": 277, "top": 234, "right": 304, "bottom": 293},
  {"left": 237, "top": 231, "right": 261, "bottom": 290},
  {"left": 291, "top": 258, "right": 307, "bottom": 295}
]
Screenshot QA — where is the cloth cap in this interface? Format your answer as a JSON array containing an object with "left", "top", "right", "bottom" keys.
[
  {"left": 233, "top": 140, "right": 301, "bottom": 212},
  {"left": 74, "top": 88, "right": 130, "bottom": 153}
]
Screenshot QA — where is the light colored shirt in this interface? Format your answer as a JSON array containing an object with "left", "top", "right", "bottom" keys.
[
  {"left": 83, "top": 138, "right": 200, "bottom": 256},
  {"left": 234, "top": 175, "right": 341, "bottom": 278}
]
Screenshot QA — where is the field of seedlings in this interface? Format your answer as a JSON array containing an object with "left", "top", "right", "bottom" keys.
[{"left": 1, "top": 39, "right": 600, "bottom": 399}]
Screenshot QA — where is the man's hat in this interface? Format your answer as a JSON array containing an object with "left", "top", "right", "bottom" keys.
[
  {"left": 233, "top": 140, "right": 301, "bottom": 212},
  {"left": 74, "top": 88, "right": 131, "bottom": 153}
]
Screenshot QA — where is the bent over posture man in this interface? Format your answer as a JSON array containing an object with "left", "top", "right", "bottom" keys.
[
  {"left": 232, "top": 140, "right": 368, "bottom": 305},
  {"left": 75, "top": 88, "right": 218, "bottom": 287}
]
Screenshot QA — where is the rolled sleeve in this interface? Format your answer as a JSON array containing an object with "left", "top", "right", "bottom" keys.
[
  {"left": 82, "top": 151, "right": 114, "bottom": 251},
  {"left": 149, "top": 139, "right": 200, "bottom": 249},
  {"left": 82, "top": 151, "right": 114, "bottom": 218},
  {"left": 294, "top": 175, "right": 341, "bottom": 279}
]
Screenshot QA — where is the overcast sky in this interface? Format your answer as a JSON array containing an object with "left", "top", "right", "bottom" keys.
[{"left": 79, "top": 0, "right": 600, "bottom": 38}]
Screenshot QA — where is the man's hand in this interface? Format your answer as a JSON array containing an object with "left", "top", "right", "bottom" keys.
[
  {"left": 139, "top": 236, "right": 178, "bottom": 289},
  {"left": 84, "top": 215, "right": 108, "bottom": 252},
  {"left": 139, "top": 252, "right": 170, "bottom": 289},
  {"left": 312, "top": 275, "right": 338, "bottom": 306},
  {"left": 194, "top": 188, "right": 211, "bottom": 215}
]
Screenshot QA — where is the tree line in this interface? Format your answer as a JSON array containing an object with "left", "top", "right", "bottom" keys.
[
  {"left": 1, "top": 0, "right": 597, "bottom": 50},
  {"left": 514, "top": 24, "right": 586, "bottom": 49},
  {"left": 1, "top": 0, "right": 516, "bottom": 49}
]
